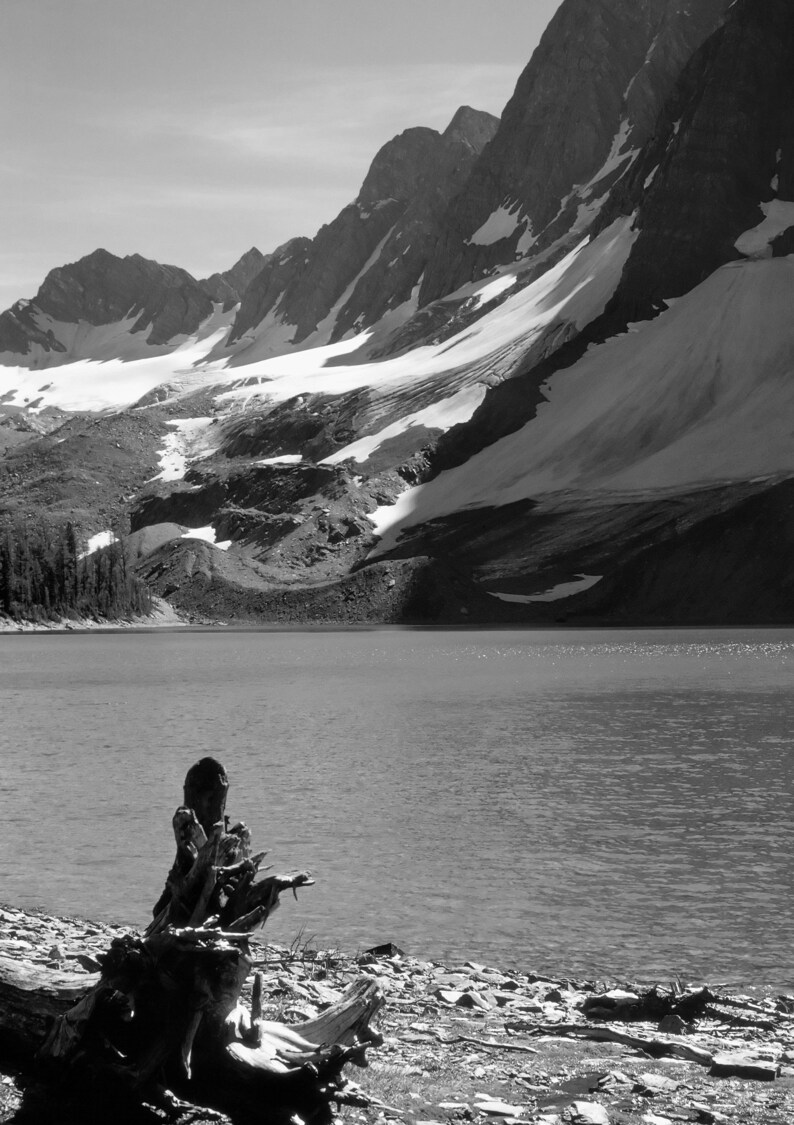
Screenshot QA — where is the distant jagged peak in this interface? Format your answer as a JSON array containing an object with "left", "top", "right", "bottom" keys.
[
  {"left": 233, "top": 246, "right": 265, "bottom": 269},
  {"left": 226, "top": 106, "right": 498, "bottom": 353},
  {"left": 199, "top": 246, "right": 268, "bottom": 310},
  {"left": 443, "top": 105, "right": 500, "bottom": 150},
  {"left": 225, "top": 237, "right": 313, "bottom": 347},
  {"left": 0, "top": 246, "right": 215, "bottom": 360}
]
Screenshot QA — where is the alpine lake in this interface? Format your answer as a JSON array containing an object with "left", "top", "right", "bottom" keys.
[{"left": 1, "top": 626, "right": 792, "bottom": 992}]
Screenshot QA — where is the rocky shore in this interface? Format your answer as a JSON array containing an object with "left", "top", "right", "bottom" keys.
[{"left": 1, "top": 906, "right": 793, "bottom": 1125}]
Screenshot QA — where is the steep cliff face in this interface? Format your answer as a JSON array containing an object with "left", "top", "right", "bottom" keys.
[
  {"left": 600, "top": 0, "right": 794, "bottom": 320},
  {"left": 226, "top": 107, "right": 498, "bottom": 353},
  {"left": 417, "top": 0, "right": 732, "bottom": 307},
  {"left": 0, "top": 250, "right": 216, "bottom": 364}
]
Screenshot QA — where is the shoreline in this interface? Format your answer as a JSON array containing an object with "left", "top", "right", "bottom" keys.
[
  {"left": 2, "top": 611, "right": 793, "bottom": 636},
  {"left": 0, "top": 596, "right": 188, "bottom": 634},
  {"left": 2, "top": 904, "right": 793, "bottom": 1125}
]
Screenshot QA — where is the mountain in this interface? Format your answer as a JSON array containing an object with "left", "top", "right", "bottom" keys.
[
  {"left": 0, "top": 250, "right": 219, "bottom": 368},
  {"left": 224, "top": 106, "right": 500, "bottom": 360},
  {"left": 368, "top": 0, "right": 794, "bottom": 621},
  {"left": 417, "top": 0, "right": 734, "bottom": 307},
  {"left": 198, "top": 248, "right": 268, "bottom": 310},
  {"left": 0, "top": 0, "right": 791, "bottom": 625}
]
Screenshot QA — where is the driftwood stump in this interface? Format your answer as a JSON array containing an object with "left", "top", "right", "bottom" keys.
[{"left": 4, "top": 758, "right": 383, "bottom": 1124}]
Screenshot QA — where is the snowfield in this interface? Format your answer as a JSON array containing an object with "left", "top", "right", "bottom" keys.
[
  {"left": 0, "top": 218, "right": 636, "bottom": 482},
  {"left": 369, "top": 253, "right": 794, "bottom": 551},
  {"left": 0, "top": 322, "right": 232, "bottom": 413}
]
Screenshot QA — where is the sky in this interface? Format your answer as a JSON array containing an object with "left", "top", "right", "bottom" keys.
[{"left": 1, "top": 0, "right": 561, "bottom": 312}]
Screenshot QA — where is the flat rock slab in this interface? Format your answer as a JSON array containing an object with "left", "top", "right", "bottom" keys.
[
  {"left": 474, "top": 1098, "right": 527, "bottom": 1116},
  {"left": 709, "top": 1050, "right": 778, "bottom": 1081}
]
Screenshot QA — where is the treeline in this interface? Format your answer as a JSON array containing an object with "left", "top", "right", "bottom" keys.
[{"left": 0, "top": 520, "right": 151, "bottom": 623}]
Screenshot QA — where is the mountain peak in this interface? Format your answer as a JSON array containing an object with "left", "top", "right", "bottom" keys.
[
  {"left": 443, "top": 105, "right": 499, "bottom": 150},
  {"left": 199, "top": 247, "right": 268, "bottom": 309}
]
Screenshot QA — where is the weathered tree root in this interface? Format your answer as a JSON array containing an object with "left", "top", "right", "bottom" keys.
[{"left": 3, "top": 757, "right": 383, "bottom": 1124}]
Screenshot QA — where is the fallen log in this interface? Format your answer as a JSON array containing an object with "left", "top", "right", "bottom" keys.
[
  {"left": 533, "top": 1022, "right": 716, "bottom": 1066},
  {"left": 0, "top": 757, "right": 383, "bottom": 1124}
]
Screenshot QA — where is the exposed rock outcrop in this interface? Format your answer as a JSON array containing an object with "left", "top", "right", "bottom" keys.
[{"left": 600, "top": 0, "right": 794, "bottom": 320}]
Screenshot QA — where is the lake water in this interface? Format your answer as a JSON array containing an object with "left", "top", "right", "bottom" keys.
[{"left": 1, "top": 627, "right": 793, "bottom": 991}]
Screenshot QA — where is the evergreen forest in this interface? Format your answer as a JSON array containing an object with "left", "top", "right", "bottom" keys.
[{"left": 0, "top": 521, "right": 151, "bottom": 623}]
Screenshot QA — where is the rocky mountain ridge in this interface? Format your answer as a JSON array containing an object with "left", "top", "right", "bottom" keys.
[
  {"left": 0, "top": 247, "right": 266, "bottom": 367},
  {"left": 225, "top": 105, "right": 500, "bottom": 357}
]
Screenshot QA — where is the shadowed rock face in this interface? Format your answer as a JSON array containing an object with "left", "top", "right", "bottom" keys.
[
  {"left": 417, "top": 0, "right": 732, "bottom": 307},
  {"left": 601, "top": 0, "right": 794, "bottom": 320},
  {"left": 0, "top": 301, "right": 66, "bottom": 357},
  {"left": 226, "top": 237, "right": 314, "bottom": 347},
  {"left": 0, "top": 249, "right": 215, "bottom": 356},
  {"left": 227, "top": 107, "right": 499, "bottom": 347}
]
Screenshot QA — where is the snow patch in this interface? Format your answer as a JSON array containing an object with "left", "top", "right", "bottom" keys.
[
  {"left": 469, "top": 203, "right": 524, "bottom": 246},
  {"left": 79, "top": 530, "right": 118, "bottom": 559},
  {"left": 219, "top": 217, "right": 635, "bottom": 428},
  {"left": 734, "top": 199, "right": 794, "bottom": 259},
  {"left": 256, "top": 454, "right": 303, "bottom": 465},
  {"left": 153, "top": 417, "right": 215, "bottom": 482},
  {"left": 181, "top": 525, "right": 231, "bottom": 551},
  {"left": 489, "top": 575, "right": 602, "bottom": 603},
  {"left": 578, "top": 120, "right": 637, "bottom": 198},
  {"left": 469, "top": 274, "right": 519, "bottom": 309},
  {"left": 0, "top": 219, "right": 634, "bottom": 461}
]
